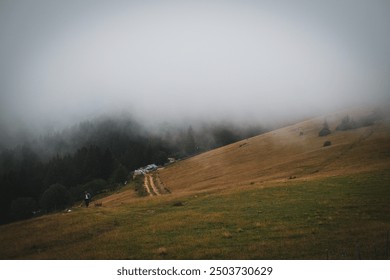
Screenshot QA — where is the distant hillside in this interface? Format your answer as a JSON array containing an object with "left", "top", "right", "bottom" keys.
[{"left": 159, "top": 109, "right": 390, "bottom": 195}]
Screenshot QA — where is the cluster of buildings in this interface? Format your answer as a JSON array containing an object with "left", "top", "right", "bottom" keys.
[
  {"left": 133, "top": 164, "right": 158, "bottom": 176},
  {"left": 132, "top": 158, "right": 177, "bottom": 178}
]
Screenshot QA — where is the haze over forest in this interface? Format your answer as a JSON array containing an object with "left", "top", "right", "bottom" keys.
[{"left": 1, "top": 0, "right": 390, "bottom": 149}]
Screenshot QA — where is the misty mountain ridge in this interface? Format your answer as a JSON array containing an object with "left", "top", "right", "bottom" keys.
[{"left": 0, "top": 114, "right": 267, "bottom": 160}]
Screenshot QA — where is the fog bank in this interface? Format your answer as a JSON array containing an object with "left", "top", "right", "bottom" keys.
[{"left": 1, "top": 0, "right": 390, "bottom": 148}]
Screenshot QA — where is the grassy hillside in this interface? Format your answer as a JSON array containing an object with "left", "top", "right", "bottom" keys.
[
  {"left": 159, "top": 110, "right": 390, "bottom": 195},
  {"left": 0, "top": 110, "right": 389, "bottom": 259}
]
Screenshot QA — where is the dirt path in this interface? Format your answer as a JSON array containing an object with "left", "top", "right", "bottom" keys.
[
  {"left": 155, "top": 172, "right": 171, "bottom": 194},
  {"left": 148, "top": 174, "right": 161, "bottom": 196},
  {"left": 143, "top": 172, "right": 169, "bottom": 196},
  {"left": 143, "top": 175, "right": 152, "bottom": 195}
]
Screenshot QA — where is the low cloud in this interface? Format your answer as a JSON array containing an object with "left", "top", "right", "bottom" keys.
[{"left": 1, "top": 0, "right": 389, "bottom": 146}]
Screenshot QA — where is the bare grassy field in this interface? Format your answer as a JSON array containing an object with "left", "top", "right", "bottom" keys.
[{"left": 1, "top": 111, "right": 389, "bottom": 259}]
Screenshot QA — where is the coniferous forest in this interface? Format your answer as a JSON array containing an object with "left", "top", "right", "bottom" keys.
[{"left": 0, "top": 116, "right": 265, "bottom": 224}]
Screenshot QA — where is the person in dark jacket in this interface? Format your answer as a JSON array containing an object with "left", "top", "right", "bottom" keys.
[{"left": 84, "top": 191, "right": 91, "bottom": 207}]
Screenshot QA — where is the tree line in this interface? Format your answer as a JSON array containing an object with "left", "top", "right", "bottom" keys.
[{"left": 0, "top": 116, "right": 265, "bottom": 224}]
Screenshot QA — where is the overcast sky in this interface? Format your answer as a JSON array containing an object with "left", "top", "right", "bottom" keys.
[{"left": 1, "top": 0, "right": 390, "bottom": 136}]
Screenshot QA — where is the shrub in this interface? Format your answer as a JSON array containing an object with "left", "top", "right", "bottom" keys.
[
  {"left": 83, "top": 179, "right": 107, "bottom": 195},
  {"left": 40, "top": 184, "right": 72, "bottom": 212},
  {"left": 134, "top": 176, "right": 148, "bottom": 197},
  {"left": 172, "top": 201, "right": 184, "bottom": 207},
  {"left": 319, "top": 127, "right": 331, "bottom": 137},
  {"left": 323, "top": 140, "right": 332, "bottom": 147}
]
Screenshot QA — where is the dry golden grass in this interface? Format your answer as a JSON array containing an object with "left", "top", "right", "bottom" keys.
[{"left": 159, "top": 112, "right": 390, "bottom": 196}]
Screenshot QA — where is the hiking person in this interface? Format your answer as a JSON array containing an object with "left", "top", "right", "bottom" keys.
[{"left": 84, "top": 191, "right": 91, "bottom": 207}]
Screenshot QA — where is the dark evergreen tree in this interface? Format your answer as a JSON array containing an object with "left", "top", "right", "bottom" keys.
[
  {"left": 336, "top": 115, "right": 356, "bottom": 131},
  {"left": 101, "top": 149, "right": 115, "bottom": 180},
  {"left": 9, "top": 197, "right": 37, "bottom": 221},
  {"left": 184, "top": 126, "right": 197, "bottom": 155},
  {"left": 213, "top": 127, "right": 240, "bottom": 146},
  {"left": 319, "top": 121, "right": 331, "bottom": 137}
]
